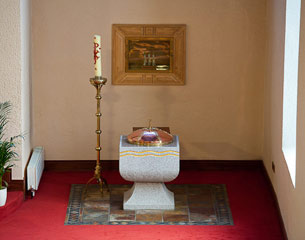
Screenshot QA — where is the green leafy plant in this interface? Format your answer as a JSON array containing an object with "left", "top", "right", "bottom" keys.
[{"left": 0, "top": 102, "right": 22, "bottom": 190}]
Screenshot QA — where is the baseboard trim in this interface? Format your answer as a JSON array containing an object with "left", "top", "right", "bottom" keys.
[
  {"left": 3, "top": 170, "right": 25, "bottom": 192},
  {"left": 2, "top": 150, "right": 33, "bottom": 195},
  {"left": 261, "top": 162, "right": 288, "bottom": 240},
  {"left": 44, "top": 159, "right": 263, "bottom": 172},
  {"left": 8, "top": 180, "right": 25, "bottom": 192}
]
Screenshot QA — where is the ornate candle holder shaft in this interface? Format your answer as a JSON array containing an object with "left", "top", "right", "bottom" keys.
[{"left": 86, "top": 76, "right": 109, "bottom": 193}]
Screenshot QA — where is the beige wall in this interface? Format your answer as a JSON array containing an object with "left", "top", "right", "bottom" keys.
[
  {"left": 32, "top": 0, "right": 266, "bottom": 161},
  {"left": 264, "top": 0, "right": 305, "bottom": 239},
  {"left": 0, "top": 0, "right": 31, "bottom": 179}
]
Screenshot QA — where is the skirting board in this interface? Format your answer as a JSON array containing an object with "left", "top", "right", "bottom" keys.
[
  {"left": 261, "top": 164, "right": 288, "bottom": 240},
  {"left": 3, "top": 171, "right": 25, "bottom": 193},
  {"left": 8, "top": 180, "right": 25, "bottom": 192}
]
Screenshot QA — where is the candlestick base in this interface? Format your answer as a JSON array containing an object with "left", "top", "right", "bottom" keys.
[{"left": 85, "top": 163, "right": 109, "bottom": 194}]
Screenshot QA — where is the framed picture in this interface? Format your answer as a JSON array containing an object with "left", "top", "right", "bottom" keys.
[{"left": 112, "top": 24, "right": 186, "bottom": 85}]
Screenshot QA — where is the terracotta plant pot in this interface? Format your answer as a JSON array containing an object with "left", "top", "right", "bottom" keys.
[{"left": 0, "top": 187, "right": 7, "bottom": 206}]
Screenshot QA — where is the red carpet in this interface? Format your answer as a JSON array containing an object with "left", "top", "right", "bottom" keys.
[
  {"left": 0, "top": 170, "right": 284, "bottom": 240},
  {"left": 0, "top": 191, "right": 23, "bottom": 219}
]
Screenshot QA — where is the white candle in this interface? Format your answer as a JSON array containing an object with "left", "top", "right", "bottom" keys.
[{"left": 93, "top": 35, "right": 102, "bottom": 77}]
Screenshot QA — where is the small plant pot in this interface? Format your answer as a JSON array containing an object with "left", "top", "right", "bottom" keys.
[{"left": 0, "top": 187, "right": 7, "bottom": 206}]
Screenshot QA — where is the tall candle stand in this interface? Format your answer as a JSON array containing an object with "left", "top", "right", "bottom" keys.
[{"left": 86, "top": 76, "right": 109, "bottom": 193}]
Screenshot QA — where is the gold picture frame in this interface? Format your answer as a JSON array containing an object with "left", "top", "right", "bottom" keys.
[{"left": 112, "top": 24, "right": 186, "bottom": 85}]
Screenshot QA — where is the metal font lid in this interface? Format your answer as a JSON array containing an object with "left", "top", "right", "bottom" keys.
[{"left": 127, "top": 120, "right": 173, "bottom": 146}]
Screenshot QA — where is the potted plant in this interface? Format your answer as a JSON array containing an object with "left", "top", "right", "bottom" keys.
[{"left": 0, "top": 102, "right": 22, "bottom": 206}]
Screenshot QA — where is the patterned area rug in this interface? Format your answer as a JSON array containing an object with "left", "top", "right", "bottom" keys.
[{"left": 65, "top": 184, "right": 233, "bottom": 225}]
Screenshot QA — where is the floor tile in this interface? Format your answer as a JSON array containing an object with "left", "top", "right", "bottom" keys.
[{"left": 65, "top": 184, "right": 233, "bottom": 225}]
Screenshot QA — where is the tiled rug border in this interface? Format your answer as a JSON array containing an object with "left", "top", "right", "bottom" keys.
[{"left": 65, "top": 184, "right": 233, "bottom": 226}]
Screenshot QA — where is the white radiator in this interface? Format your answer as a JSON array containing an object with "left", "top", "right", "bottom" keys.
[{"left": 27, "top": 146, "right": 44, "bottom": 196}]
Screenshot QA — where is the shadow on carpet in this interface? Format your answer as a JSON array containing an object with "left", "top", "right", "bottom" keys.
[{"left": 65, "top": 184, "right": 233, "bottom": 225}]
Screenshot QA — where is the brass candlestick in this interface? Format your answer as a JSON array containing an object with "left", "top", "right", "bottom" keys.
[{"left": 86, "top": 76, "right": 109, "bottom": 193}]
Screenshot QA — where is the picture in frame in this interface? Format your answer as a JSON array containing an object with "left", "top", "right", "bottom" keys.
[
  {"left": 126, "top": 38, "right": 173, "bottom": 73},
  {"left": 112, "top": 24, "right": 186, "bottom": 85}
]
